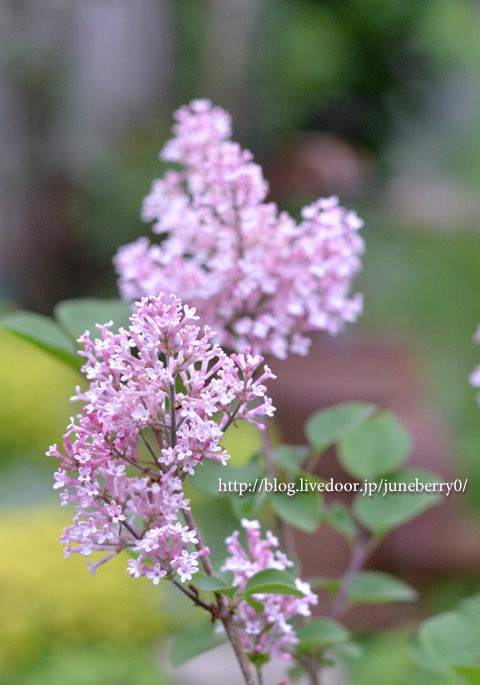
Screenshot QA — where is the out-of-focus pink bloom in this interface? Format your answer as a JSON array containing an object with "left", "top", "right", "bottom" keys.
[
  {"left": 470, "top": 325, "right": 480, "bottom": 394},
  {"left": 115, "top": 100, "right": 364, "bottom": 359}
]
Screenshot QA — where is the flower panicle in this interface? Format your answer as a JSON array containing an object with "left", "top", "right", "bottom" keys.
[
  {"left": 221, "top": 519, "right": 318, "bottom": 662},
  {"left": 114, "top": 99, "right": 365, "bottom": 359},
  {"left": 48, "top": 293, "right": 275, "bottom": 585}
]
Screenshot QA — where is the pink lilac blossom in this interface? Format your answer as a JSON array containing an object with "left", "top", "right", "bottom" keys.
[
  {"left": 48, "top": 293, "right": 275, "bottom": 585},
  {"left": 470, "top": 325, "right": 480, "bottom": 395},
  {"left": 221, "top": 519, "right": 318, "bottom": 661},
  {"left": 114, "top": 99, "right": 365, "bottom": 359}
]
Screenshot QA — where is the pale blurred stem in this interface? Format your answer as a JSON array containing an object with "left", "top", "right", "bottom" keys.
[
  {"left": 331, "top": 528, "right": 371, "bottom": 620},
  {"left": 312, "top": 530, "right": 373, "bottom": 685},
  {"left": 260, "top": 424, "right": 302, "bottom": 570},
  {"left": 304, "top": 658, "right": 320, "bottom": 685},
  {"left": 223, "top": 616, "right": 258, "bottom": 685}
]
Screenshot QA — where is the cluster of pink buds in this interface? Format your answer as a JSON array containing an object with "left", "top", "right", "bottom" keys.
[
  {"left": 48, "top": 294, "right": 275, "bottom": 583},
  {"left": 222, "top": 519, "right": 318, "bottom": 661},
  {"left": 114, "top": 99, "right": 364, "bottom": 359}
]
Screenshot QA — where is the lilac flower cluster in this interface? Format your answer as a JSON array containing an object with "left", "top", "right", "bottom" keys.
[
  {"left": 114, "top": 99, "right": 364, "bottom": 359},
  {"left": 48, "top": 294, "right": 275, "bottom": 584},
  {"left": 222, "top": 519, "right": 318, "bottom": 661},
  {"left": 471, "top": 325, "right": 480, "bottom": 400}
]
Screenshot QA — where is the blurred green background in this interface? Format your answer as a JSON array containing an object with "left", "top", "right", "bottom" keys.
[{"left": 1, "top": 0, "right": 480, "bottom": 683}]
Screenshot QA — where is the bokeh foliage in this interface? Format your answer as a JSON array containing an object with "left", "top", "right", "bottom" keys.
[{"left": 0, "top": 508, "right": 175, "bottom": 682}]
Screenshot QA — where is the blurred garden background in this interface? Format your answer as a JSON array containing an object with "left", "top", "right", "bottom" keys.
[{"left": 1, "top": 1, "right": 480, "bottom": 683}]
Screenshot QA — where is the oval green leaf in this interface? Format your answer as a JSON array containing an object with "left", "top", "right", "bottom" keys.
[
  {"left": 54, "top": 298, "right": 131, "bottom": 340},
  {"left": 196, "top": 575, "right": 237, "bottom": 597},
  {"left": 348, "top": 571, "right": 417, "bottom": 604},
  {"left": 230, "top": 493, "right": 261, "bottom": 521},
  {"left": 1, "top": 311, "right": 80, "bottom": 368},
  {"left": 308, "top": 577, "right": 340, "bottom": 594},
  {"left": 305, "top": 402, "right": 376, "bottom": 454},
  {"left": 325, "top": 502, "right": 357, "bottom": 540},
  {"left": 272, "top": 444, "right": 309, "bottom": 474},
  {"left": 353, "top": 469, "right": 441, "bottom": 534},
  {"left": 418, "top": 611, "right": 480, "bottom": 671},
  {"left": 338, "top": 412, "right": 411, "bottom": 480},
  {"left": 244, "top": 569, "right": 304, "bottom": 597},
  {"left": 269, "top": 475, "right": 323, "bottom": 532},
  {"left": 296, "top": 618, "right": 350, "bottom": 653},
  {"left": 190, "top": 459, "right": 226, "bottom": 496}
]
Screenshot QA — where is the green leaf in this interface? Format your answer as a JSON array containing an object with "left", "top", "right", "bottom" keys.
[
  {"left": 325, "top": 502, "right": 357, "bottom": 540},
  {"left": 288, "top": 665, "right": 307, "bottom": 682},
  {"left": 244, "top": 569, "right": 304, "bottom": 597},
  {"left": 196, "top": 575, "right": 237, "bottom": 597},
  {"left": 230, "top": 493, "right": 261, "bottom": 521},
  {"left": 451, "top": 665, "right": 480, "bottom": 684},
  {"left": 418, "top": 610, "right": 480, "bottom": 671},
  {"left": 348, "top": 571, "right": 417, "bottom": 604},
  {"left": 459, "top": 593, "right": 480, "bottom": 618},
  {"left": 269, "top": 474, "right": 323, "bottom": 532},
  {"left": 338, "top": 412, "right": 411, "bottom": 480},
  {"left": 232, "top": 461, "right": 267, "bottom": 485},
  {"left": 1, "top": 311, "right": 80, "bottom": 368},
  {"left": 220, "top": 419, "right": 264, "bottom": 465},
  {"left": 354, "top": 469, "right": 441, "bottom": 535},
  {"left": 220, "top": 570, "right": 235, "bottom": 585},
  {"left": 272, "top": 444, "right": 309, "bottom": 474},
  {"left": 308, "top": 577, "right": 340, "bottom": 593},
  {"left": 247, "top": 652, "right": 270, "bottom": 668},
  {"left": 190, "top": 498, "right": 240, "bottom": 567},
  {"left": 296, "top": 618, "right": 350, "bottom": 653},
  {"left": 54, "top": 298, "right": 131, "bottom": 340},
  {"left": 408, "top": 635, "right": 446, "bottom": 674},
  {"left": 227, "top": 464, "right": 267, "bottom": 520},
  {"left": 190, "top": 459, "right": 226, "bottom": 496},
  {"left": 244, "top": 595, "right": 265, "bottom": 612},
  {"left": 331, "top": 641, "right": 363, "bottom": 659},
  {"left": 192, "top": 461, "right": 265, "bottom": 498},
  {"left": 171, "top": 620, "right": 227, "bottom": 667},
  {"left": 305, "top": 402, "right": 376, "bottom": 453}
]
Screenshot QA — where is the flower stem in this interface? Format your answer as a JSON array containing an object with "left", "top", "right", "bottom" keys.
[
  {"left": 181, "top": 507, "right": 257, "bottom": 685},
  {"left": 181, "top": 507, "right": 215, "bottom": 576},
  {"left": 331, "top": 528, "right": 371, "bottom": 620},
  {"left": 223, "top": 613, "right": 258, "bottom": 685},
  {"left": 305, "top": 529, "right": 372, "bottom": 685}
]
